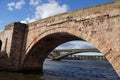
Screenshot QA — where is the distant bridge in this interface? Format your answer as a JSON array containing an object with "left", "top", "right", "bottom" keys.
[{"left": 48, "top": 48, "right": 100, "bottom": 60}]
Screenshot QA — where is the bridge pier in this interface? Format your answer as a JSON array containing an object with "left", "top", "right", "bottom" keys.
[
  {"left": 0, "top": 22, "right": 28, "bottom": 72},
  {"left": 20, "top": 66, "right": 43, "bottom": 74}
]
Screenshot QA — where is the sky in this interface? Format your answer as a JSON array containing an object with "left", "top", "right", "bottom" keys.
[
  {"left": 0, "top": 0, "right": 115, "bottom": 55},
  {"left": 0, "top": 0, "right": 115, "bottom": 30}
]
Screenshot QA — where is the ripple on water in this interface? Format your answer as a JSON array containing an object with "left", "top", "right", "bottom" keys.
[{"left": 0, "top": 59, "right": 119, "bottom": 80}]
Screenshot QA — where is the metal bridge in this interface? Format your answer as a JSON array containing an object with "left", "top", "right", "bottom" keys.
[{"left": 48, "top": 48, "right": 100, "bottom": 60}]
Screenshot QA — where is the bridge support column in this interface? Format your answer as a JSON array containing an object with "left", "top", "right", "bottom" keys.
[
  {"left": 21, "top": 65, "right": 43, "bottom": 74},
  {"left": 7, "top": 22, "right": 28, "bottom": 71}
]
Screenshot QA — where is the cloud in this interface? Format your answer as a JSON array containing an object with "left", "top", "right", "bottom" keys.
[
  {"left": 30, "top": 0, "right": 41, "bottom": 6},
  {"left": 55, "top": 41, "right": 95, "bottom": 49},
  {"left": 15, "top": 0, "right": 25, "bottom": 9},
  {"left": 7, "top": 0, "right": 25, "bottom": 11},
  {"left": 35, "top": 0, "right": 68, "bottom": 19},
  {"left": 21, "top": 0, "right": 68, "bottom": 23},
  {"left": 21, "top": 17, "right": 36, "bottom": 23},
  {"left": 7, "top": 2, "right": 15, "bottom": 11}
]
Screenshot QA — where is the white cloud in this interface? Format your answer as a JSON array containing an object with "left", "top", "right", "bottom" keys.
[
  {"left": 35, "top": 0, "right": 68, "bottom": 19},
  {"left": 7, "top": 0, "right": 25, "bottom": 11},
  {"left": 21, "top": 0, "right": 68, "bottom": 23},
  {"left": 15, "top": 0, "right": 25, "bottom": 9},
  {"left": 55, "top": 41, "right": 95, "bottom": 49},
  {"left": 30, "top": 0, "right": 41, "bottom": 6},
  {"left": 21, "top": 17, "right": 36, "bottom": 23},
  {"left": 7, "top": 2, "right": 15, "bottom": 11}
]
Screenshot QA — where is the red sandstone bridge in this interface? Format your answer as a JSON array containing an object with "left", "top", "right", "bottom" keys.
[
  {"left": 48, "top": 48, "right": 99, "bottom": 60},
  {"left": 0, "top": 1, "right": 120, "bottom": 76}
]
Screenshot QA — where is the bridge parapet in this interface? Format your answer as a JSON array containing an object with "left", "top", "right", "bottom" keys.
[
  {"left": 28, "top": 1, "right": 120, "bottom": 30},
  {"left": 5, "top": 23, "right": 15, "bottom": 30}
]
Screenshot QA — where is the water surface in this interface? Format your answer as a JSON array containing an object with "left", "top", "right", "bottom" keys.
[{"left": 0, "top": 59, "right": 119, "bottom": 80}]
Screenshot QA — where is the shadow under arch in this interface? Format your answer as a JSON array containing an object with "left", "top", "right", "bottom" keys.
[{"left": 22, "top": 32, "right": 83, "bottom": 73}]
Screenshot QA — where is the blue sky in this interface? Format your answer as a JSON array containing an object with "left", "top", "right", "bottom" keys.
[{"left": 0, "top": 0, "right": 115, "bottom": 30}]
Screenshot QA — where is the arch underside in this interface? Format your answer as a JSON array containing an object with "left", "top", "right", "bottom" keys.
[{"left": 22, "top": 32, "right": 83, "bottom": 72}]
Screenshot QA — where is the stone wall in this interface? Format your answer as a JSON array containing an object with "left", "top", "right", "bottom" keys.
[
  {"left": 0, "top": 22, "right": 28, "bottom": 71},
  {"left": 24, "top": 1, "right": 120, "bottom": 76}
]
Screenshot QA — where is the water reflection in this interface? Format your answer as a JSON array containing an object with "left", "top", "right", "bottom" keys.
[
  {"left": 0, "top": 59, "right": 119, "bottom": 80},
  {"left": 0, "top": 72, "right": 43, "bottom": 80}
]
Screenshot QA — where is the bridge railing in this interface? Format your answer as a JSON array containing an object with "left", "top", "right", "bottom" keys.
[{"left": 65, "top": 55, "right": 106, "bottom": 61}]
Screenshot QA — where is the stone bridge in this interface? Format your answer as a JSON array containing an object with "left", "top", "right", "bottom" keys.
[
  {"left": 48, "top": 48, "right": 99, "bottom": 60},
  {"left": 0, "top": 1, "right": 120, "bottom": 76}
]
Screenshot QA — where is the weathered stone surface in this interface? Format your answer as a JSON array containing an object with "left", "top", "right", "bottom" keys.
[{"left": 0, "top": 1, "right": 120, "bottom": 76}]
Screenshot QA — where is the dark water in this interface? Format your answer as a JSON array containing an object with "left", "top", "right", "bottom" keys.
[{"left": 0, "top": 59, "right": 119, "bottom": 80}]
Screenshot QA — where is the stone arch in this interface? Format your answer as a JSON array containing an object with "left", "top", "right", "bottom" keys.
[
  {"left": 22, "top": 26, "right": 114, "bottom": 74},
  {"left": 25, "top": 27, "right": 82, "bottom": 54},
  {"left": 23, "top": 32, "right": 82, "bottom": 72},
  {"left": 0, "top": 40, "right": 2, "bottom": 51}
]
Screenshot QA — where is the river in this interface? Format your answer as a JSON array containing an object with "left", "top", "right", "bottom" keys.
[{"left": 0, "top": 59, "right": 119, "bottom": 80}]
